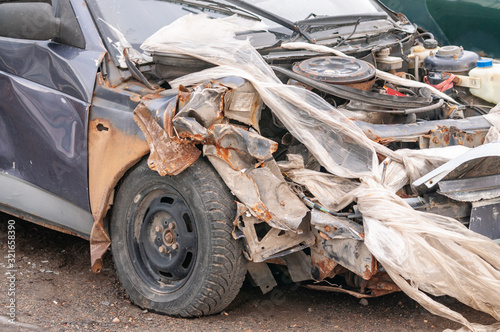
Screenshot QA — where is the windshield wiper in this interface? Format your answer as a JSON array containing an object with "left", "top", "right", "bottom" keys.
[
  {"left": 155, "top": 0, "right": 261, "bottom": 21},
  {"left": 295, "top": 13, "right": 388, "bottom": 27},
  {"left": 223, "top": 0, "right": 316, "bottom": 43}
]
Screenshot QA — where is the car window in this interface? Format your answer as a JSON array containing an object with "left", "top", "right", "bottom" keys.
[{"left": 87, "top": 0, "right": 386, "bottom": 51}]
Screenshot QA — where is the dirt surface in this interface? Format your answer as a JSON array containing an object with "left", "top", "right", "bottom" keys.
[{"left": 0, "top": 213, "right": 496, "bottom": 332}]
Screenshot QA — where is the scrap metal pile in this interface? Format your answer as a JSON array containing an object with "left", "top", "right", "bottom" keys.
[{"left": 131, "top": 15, "right": 500, "bottom": 330}]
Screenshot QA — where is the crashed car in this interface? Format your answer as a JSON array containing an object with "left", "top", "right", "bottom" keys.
[{"left": 1, "top": 0, "right": 499, "bottom": 328}]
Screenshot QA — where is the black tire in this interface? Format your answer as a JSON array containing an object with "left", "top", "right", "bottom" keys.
[{"left": 110, "top": 158, "right": 247, "bottom": 317}]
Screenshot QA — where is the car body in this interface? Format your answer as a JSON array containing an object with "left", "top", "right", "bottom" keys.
[
  {"left": 0, "top": 0, "right": 499, "bottom": 325},
  {"left": 379, "top": 0, "right": 500, "bottom": 58}
]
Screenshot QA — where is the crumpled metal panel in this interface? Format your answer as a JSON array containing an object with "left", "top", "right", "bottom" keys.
[
  {"left": 133, "top": 103, "right": 201, "bottom": 176},
  {"left": 422, "top": 126, "right": 488, "bottom": 149},
  {"left": 233, "top": 203, "right": 314, "bottom": 263},
  {"left": 205, "top": 145, "right": 309, "bottom": 230},
  {"left": 247, "top": 166, "right": 309, "bottom": 230},
  {"left": 176, "top": 84, "right": 227, "bottom": 127},
  {"left": 316, "top": 233, "right": 377, "bottom": 280},
  {"left": 311, "top": 209, "right": 364, "bottom": 241},
  {"left": 208, "top": 124, "right": 278, "bottom": 160},
  {"left": 224, "top": 80, "right": 262, "bottom": 131},
  {"left": 172, "top": 116, "right": 210, "bottom": 142},
  {"left": 310, "top": 238, "right": 338, "bottom": 281}
]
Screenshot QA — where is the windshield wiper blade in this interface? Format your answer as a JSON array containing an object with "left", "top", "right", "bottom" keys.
[
  {"left": 295, "top": 13, "right": 388, "bottom": 27},
  {"left": 155, "top": 0, "right": 261, "bottom": 21},
  {"left": 223, "top": 0, "right": 316, "bottom": 43}
]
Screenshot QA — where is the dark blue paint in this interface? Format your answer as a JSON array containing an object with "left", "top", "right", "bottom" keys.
[{"left": 0, "top": 0, "right": 105, "bottom": 211}]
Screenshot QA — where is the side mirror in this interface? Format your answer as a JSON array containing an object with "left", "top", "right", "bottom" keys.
[{"left": 0, "top": 3, "right": 60, "bottom": 41}]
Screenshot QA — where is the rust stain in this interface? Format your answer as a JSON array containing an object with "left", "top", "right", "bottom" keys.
[
  {"left": 88, "top": 117, "right": 150, "bottom": 272},
  {"left": 178, "top": 131, "right": 206, "bottom": 143},
  {"left": 177, "top": 85, "right": 191, "bottom": 110},
  {"left": 163, "top": 97, "right": 177, "bottom": 137},
  {"left": 251, "top": 202, "right": 273, "bottom": 222},
  {"left": 312, "top": 254, "right": 337, "bottom": 281},
  {"left": 133, "top": 103, "right": 201, "bottom": 177},
  {"left": 365, "top": 271, "right": 401, "bottom": 296},
  {"left": 443, "top": 132, "right": 450, "bottom": 144},
  {"left": 361, "top": 256, "right": 378, "bottom": 280}
]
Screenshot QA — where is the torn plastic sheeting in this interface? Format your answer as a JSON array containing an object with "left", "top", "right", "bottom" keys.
[
  {"left": 142, "top": 14, "right": 500, "bottom": 329},
  {"left": 278, "top": 154, "right": 360, "bottom": 211},
  {"left": 357, "top": 177, "right": 500, "bottom": 330},
  {"left": 132, "top": 103, "right": 201, "bottom": 176},
  {"left": 205, "top": 145, "right": 309, "bottom": 231}
]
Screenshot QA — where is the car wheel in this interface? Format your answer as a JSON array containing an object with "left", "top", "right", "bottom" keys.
[{"left": 110, "top": 158, "right": 247, "bottom": 317}]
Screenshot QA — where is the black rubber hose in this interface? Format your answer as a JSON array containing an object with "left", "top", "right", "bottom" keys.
[{"left": 271, "top": 65, "right": 433, "bottom": 109}]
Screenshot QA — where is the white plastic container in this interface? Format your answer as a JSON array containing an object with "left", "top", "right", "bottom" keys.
[
  {"left": 410, "top": 45, "right": 438, "bottom": 69},
  {"left": 469, "top": 59, "right": 500, "bottom": 104}
]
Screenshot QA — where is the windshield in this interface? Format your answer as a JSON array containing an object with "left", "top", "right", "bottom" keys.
[
  {"left": 245, "top": 0, "right": 381, "bottom": 22},
  {"left": 87, "top": 0, "right": 386, "bottom": 50}
]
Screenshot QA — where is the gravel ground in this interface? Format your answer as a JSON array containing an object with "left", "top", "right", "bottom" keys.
[{"left": 0, "top": 213, "right": 496, "bottom": 332}]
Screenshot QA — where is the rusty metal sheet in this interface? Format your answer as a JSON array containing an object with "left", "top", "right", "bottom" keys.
[
  {"left": 208, "top": 124, "right": 278, "bottom": 160},
  {"left": 247, "top": 167, "right": 309, "bottom": 231},
  {"left": 361, "top": 271, "right": 401, "bottom": 297},
  {"left": 305, "top": 284, "right": 377, "bottom": 299},
  {"left": 133, "top": 103, "right": 201, "bottom": 176},
  {"left": 234, "top": 203, "right": 315, "bottom": 263},
  {"left": 88, "top": 116, "right": 150, "bottom": 273},
  {"left": 206, "top": 145, "right": 308, "bottom": 230},
  {"left": 310, "top": 235, "right": 338, "bottom": 281},
  {"left": 247, "top": 262, "right": 278, "bottom": 294},
  {"left": 206, "top": 152, "right": 273, "bottom": 223},
  {"left": 311, "top": 209, "right": 364, "bottom": 241},
  {"left": 284, "top": 251, "right": 313, "bottom": 282},
  {"left": 305, "top": 271, "right": 400, "bottom": 298},
  {"left": 176, "top": 84, "right": 227, "bottom": 127},
  {"left": 224, "top": 80, "right": 263, "bottom": 131},
  {"left": 172, "top": 116, "right": 210, "bottom": 142},
  {"left": 421, "top": 126, "right": 487, "bottom": 149},
  {"left": 317, "top": 235, "right": 377, "bottom": 280}
]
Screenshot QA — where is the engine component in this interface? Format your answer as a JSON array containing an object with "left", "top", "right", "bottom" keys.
[
  {"left": 376, "top": 48, "right": 403, "bottom": 72},
  {"left": 292, "top": 56, "right": 376, "bottom": 91},
  {"left": 423, "top": 46, "right": 479, "bottom": 73}
]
